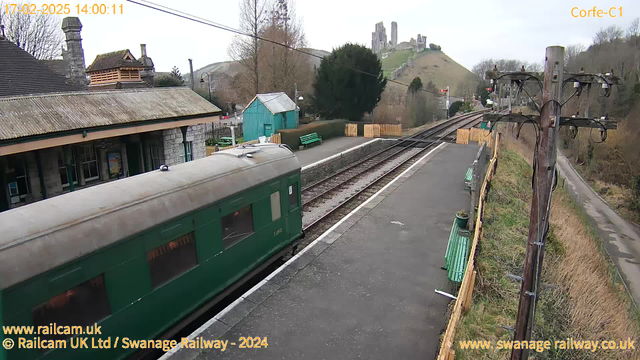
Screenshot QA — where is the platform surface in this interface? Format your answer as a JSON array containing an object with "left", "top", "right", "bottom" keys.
[
  {"left": 168, "top": 143, "right": 479, "bottom": 360},
  {"left": 295, "top": 136, "right": 372, "bottom": 167}
]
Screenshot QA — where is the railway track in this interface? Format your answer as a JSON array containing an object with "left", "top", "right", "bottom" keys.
[
  {"left": 140, "top": 111, "right": 484, "bottom": 360},
  {"left": 299, "top": 111, "right": 484, "bottom": 246}
]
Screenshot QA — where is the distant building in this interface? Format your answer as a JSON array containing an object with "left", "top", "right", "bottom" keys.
[
  {"left": 242, "top": 93, "right": 298, "bottom": 141},
  {"left": 86, "top": 49, "right": 148, "bottom": 89}
]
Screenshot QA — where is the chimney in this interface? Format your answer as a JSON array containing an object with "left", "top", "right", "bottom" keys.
[
  {"left": 139, "top": 44, "right": 155, "bottom": 87},
  {"left": 61, "top": 17, "right": 87, "bottom": 87}
]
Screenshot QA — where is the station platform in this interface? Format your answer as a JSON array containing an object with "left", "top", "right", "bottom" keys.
[
  {"left": 164, "top": 142, "right": 479, "bottom": 360},
  {"left": 295, "top": 136, "right": 374, "bottom": 167}
]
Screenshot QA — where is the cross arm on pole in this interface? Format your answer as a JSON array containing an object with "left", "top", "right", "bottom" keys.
[{"left": 483, "top": 113, "right": 617, "bottom": 129}]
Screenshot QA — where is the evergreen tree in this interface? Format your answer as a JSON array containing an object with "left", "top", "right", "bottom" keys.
[{"left": 312, "top": 43, "right": 386, "bottom": 120}]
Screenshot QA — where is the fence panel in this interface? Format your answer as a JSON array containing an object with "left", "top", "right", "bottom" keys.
[
  {"left": 270, "top": 133, "right": 281, "bottom": 144},
  {"left": 345, "top": 124, "right": 358, "bottom": 137},
  {"left": 379, "top": 124, "right": 402, "bottom": 136},
  {"left": 456, "top": 129, "right": 470, "bottom": 144},
  {"left": 364, "top": 124, "right": 381, "bottom": 138}
]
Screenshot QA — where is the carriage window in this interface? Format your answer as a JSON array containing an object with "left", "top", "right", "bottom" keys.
[
  {"left": 271, "top": 192, "right": 281, "bottom": 221},
  {"left": 32, "top": 274, "right": 111, "bottom": 339},
  {"left": 147, "top": 232, "right": 197, "bottom": 288},
  {"left": 289, "top": 183, "right": 298, "bottom": 209},
  {"left": 221, "top": 205, "right": 254, "bottom": 248}
]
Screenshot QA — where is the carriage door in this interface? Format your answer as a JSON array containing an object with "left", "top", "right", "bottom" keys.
[{"left": 286, "top": 175, "right": 302, "bottom": 240}]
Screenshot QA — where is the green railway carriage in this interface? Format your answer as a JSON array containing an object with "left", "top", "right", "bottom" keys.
[{"left": 0, "top": 144, "right": 302, "bottom": 360}]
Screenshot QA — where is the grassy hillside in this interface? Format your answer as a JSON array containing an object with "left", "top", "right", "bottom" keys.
[{"left": 383, "top": 50, "right": 477, "bottom": 97}]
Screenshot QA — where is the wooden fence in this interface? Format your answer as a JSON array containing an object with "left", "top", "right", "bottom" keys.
[
  {"left": 437, "top": 132, "right": 500, "bottom": 360},
  {"left": 364, "top": 124, "right": 381, "bottom": 138},
  {"left": 469, "top": 128, "right": 491, "bottom": 143},
  {"left": 379, "top": 124, "right": 402, "bottom": 136},
  {"left": 456, "top": 129, "right": 470, "bottom": 144},
  {"left": 205, "top": 133, "right": 281, "bottom": 156},
  {"left": 345, "top": 124, "right": 358, "bottom": 137}
]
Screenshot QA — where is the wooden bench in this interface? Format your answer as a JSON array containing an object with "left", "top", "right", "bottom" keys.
[
  {"left": 464, "top": 166, "right": 473, "bottom": 191},
  {"left": 443, "top": 219, "right": 470, "bottom": 284},
  {"left": 300, "top": 133, "right": 322, "bottom": 148}
]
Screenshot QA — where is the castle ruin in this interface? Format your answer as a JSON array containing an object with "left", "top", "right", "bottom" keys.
[{"left": 371, "top": 21, "right": 426, "bottom": 55}]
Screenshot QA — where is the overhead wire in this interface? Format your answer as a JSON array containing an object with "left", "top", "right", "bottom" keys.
[{"left": 126, "top": 0, "right": 447, "bottom": 97}]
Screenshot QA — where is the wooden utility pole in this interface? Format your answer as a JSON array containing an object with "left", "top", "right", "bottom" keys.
[{"left": 510, "top": 46, "right": 564, "bottom": 360}]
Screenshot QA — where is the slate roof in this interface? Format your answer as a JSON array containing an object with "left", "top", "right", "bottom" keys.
[
  {"left": 0, "top": 39, "right": 83, "bottom": 97},
  {"left": 0, "top": 87, "right": 221, "bottom": 141},
  {"left": 40, "top": 59, "right": 69, "bottom": 77},
  {"left": 86, "top": 49, "right": 144, "bottom": 72},
  {"left": 245, "top": 92, "right": 298, "bottom": 115}
]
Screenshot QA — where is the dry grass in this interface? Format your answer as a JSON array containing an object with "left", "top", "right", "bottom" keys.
[
  {"left": 454, "top": 135, "right": 640, "bottom": 360},
  {"left": 401, "top": 118, "right": 449, "bottom": 136}
]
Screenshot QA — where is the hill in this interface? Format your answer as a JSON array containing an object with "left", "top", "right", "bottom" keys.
[{"left": 382, "top": 49, "right": 478, "bottom": 97}]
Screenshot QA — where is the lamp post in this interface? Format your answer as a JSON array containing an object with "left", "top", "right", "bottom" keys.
[
  {"left": 200, "top": 72, "right": 212, "bottom": 102},
  {"left": 294, "top": 83, "right": 303, "bottom": 128}
]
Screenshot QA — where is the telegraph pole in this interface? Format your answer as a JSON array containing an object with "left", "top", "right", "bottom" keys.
[{"left": 510, "top": 46, "right": 564, "bottom": 360}]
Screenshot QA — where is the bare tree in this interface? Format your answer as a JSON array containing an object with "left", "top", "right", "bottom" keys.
[
  {"left": 627, "top": 17, "right": 639, "bottom": 38},
  {"left": 593, "top": 25, "right": 624, "bottom": 44},
  {"left": 0, "top": 1, "right": 63, "bottom": 59},
  {"left": 260, "top": 0, "right": 309, "bottom": 97},
  {"left": 228, "top": 0, "right": 268, "bottom": 96},
  {"left": 564, "top": 43, "right": 585, "bottom": 69},
  {"left": 472, "top": 59, "right": 494, "bottom": 80}
]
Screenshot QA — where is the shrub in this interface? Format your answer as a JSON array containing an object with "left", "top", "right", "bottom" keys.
[{"left": 278, "top": 120, "right": 346, "bottom": 148}]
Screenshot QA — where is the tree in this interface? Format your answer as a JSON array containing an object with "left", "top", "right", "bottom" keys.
[
  {"left": 627, "top": 18, "right": 639, "bottom": 38},
  {"left": 472, "top": 59, "right": 494, "bottom": 80},
  {"left": 155, "top": 75, "right": 183, "bottom": 87},
  {"left": 593, "top": 25, "right": 623, "bottom": 44},
  {"left": 313, "top": 43, "right": 387, "bottom": 120},
  {"left": 475, "top": 83, "right": 490, "bottom": 106},
  {"left": 564, "top": 44, "right": 585, "bottom": 69},
  {"left": 228, "top": 0, "right": 268, "bottom": 96},
  {"left": 408, "top": 77, "right": 423, "bottom": 94},
  {"left": 260, "top": 0, "right": 309, "bottom": 98},
  {"left": 170, "top": 66, "right": 183, "bottom": 81},
  {"left": 449, "top": 101, "right": 463, "bottom": 115},
  {"left": 0, "top": 1, "right": 63, "bottom": 59},
  {"left": 429, "top": 43, "right": 441, "bottom": 50}
]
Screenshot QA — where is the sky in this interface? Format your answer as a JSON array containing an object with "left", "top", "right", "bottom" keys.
[{"left": 24, "top": 0, "right": 640, "bottom": 73}]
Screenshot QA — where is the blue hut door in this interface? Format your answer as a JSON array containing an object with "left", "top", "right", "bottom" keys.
[{"left": 264, "top": 124, "right": 273, "bottom": 137}]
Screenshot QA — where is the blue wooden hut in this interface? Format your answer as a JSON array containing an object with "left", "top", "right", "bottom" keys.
[{"left": 242, "top": 92, "right": 298, "bottom": 141}]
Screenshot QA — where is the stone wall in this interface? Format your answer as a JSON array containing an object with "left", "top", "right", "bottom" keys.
[
  {"left": 301, "top": 139, "right": 396, "bottom": 187},
  {"left": 162, "top": 124, "right": 206, "bottom": 166}
]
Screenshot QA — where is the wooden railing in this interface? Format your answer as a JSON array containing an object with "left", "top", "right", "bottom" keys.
[{"left": 437, "top": 132, "right": 500, "bottom": 360}]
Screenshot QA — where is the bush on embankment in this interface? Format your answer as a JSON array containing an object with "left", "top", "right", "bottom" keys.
[
  {"left": 278, "top": 120, "right": 346, "bottom": 149},
  {"left": 453, "top": 141, "right": 640, "bottom": 360}
]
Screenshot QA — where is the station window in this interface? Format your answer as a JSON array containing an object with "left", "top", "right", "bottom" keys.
[
  {"left": 221, "top": 205, "right": 254, "bottom": 248},
  {"left": 147, "top": 232, "right": 198, "bottom": 288},
  {"left": 289, "top": 183, "right": 298, "bottom": 209},
  {"left": 58, "top": 150, "right": 78, "bottom": 188},
  {"left": 270, "top": 191, "right": 281, "bottom": 221},
  {"left": 79, "top": 145, "right": 100, "bottom": 181},
  {"left": 32, "top": 275, "right": 111, "bottom": 339}
]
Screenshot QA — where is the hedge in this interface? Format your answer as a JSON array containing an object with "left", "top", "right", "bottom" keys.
[{"left": 278, "top": 120, "right": 346, "bottom": 148}]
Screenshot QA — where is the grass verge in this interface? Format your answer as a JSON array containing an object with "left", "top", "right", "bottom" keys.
[{"left": 453, "top": 145, "right": 639, "bottom": 360}]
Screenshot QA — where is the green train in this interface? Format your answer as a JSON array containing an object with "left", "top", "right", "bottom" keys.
[{"left": 0, "top": 143, "right": 303, "bottom": 360}]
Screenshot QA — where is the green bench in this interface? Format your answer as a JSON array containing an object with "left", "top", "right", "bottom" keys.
[
  {"left": 300, "top": 133, "right": 322, "bottom": 148},
  {"left": 443, "top": 219, "right": 470, "bottom": 284},
  {"left": 464, "top": 166, "right": 473, "bottom": 191}
]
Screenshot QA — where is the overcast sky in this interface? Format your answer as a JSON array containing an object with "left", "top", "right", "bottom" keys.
[{"left": 33, "top": 0, "right": 640, "bottom": 72}]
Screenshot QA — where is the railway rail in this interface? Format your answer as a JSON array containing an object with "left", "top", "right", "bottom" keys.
[
  {"left": 300, "top": 111, "right": 484, "bottom": 245},
  {"left": 140, "top": 111, "right": 485, "bottom": 360}
]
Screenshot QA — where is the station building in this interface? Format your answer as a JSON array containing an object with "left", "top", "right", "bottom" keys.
[
  {"left": 0, "top": 18, "right": 220, "bottom": 212},
  {"left": 242, "top": 92, "right": 298, "bottom": 141}
]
